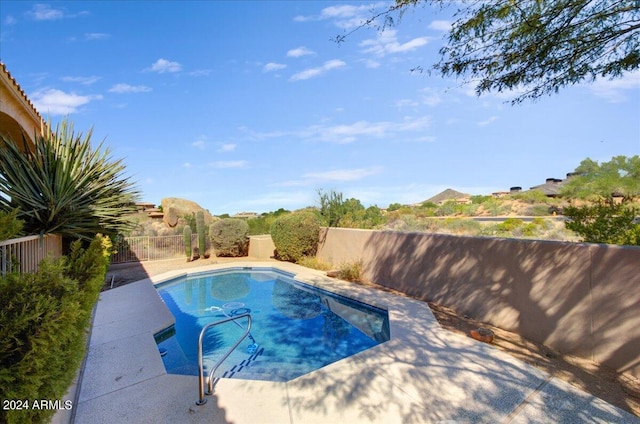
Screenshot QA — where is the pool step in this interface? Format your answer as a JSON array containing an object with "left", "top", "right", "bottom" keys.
[{"left": 220, "top": 350, "right": 314, "bottom": 381}]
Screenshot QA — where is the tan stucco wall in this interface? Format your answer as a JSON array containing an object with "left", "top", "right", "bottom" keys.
[
  {"left": 317, "top": 227, "right": 640, "bottom": 378},
  {"left": 0, "top": 64, "right": 42, "bottom": 151}
]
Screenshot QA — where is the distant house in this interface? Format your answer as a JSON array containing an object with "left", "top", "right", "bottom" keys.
[
  {"left": 135, "top": 202, "right": 164, "bottom": 219},
  {"left": 232, "top": 211, "right": 259, "bottom": 219},
  {"left": 530, "top": 178, "right": 566, "bottom": 197}
]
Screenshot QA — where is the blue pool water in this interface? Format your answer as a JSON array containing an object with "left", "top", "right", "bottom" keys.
[{"left": 155, "top": 268, "right": 390, "bottom": 382}]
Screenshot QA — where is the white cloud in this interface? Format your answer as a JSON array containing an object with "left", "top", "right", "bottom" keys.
[
  {"left": 293, "top": 15, "right": 312, "bottom": 23},
  {"left": 304, "top": 115, "right": 431, "bottom": 143},
  {"left": 428, "top": 20, "right": 451, "bottom": 32},
  {"left": 218, "top": 143, "right": 236, "bottom": 152},
  {"left": 191, "top": 138, "right": 206, "bottom": 149},
  {"left": 29, "top": 4, "right": 64, "bottom": 20},
  {"left": 85, "top": 32, "right": 110, "bottom": 40},
  {"left": 477, "top": 116, "right": 499, "bottom": 126},
  {"left": 263, "top": 62, "right": 287, "bottom": 72},
  {"left": 242, "top": 115, "right": 432, "bottom": 144},
  {"left": 420, "top": 87, "right": 443, "bottom": 107},
  {"left": 320, "top": 3, "right": 386, "bottom": 30},
  {"left": 188, "top": 69, "right": 212, "bottom": 76},
  {"left": 394, "top": 98, "right": 420, "bottom": 109},
  {"left": 303, "top": 167, "right": 382, "bottom": 181},
  {"left": 287, "top": 46, "right": 315, "bottom": 58},
  {"left": 147, "top": 58, "right": 182, "bottom": 73},
  {"left": 183, "top": 162, "right": 192, "bottom": 168},
  {"left": 360, "top": 30, "right": 429, "bottom": 57},
  {"left": 61, "top": 75, "right": 101, "bottom": 85},
  {"left": 209, "top": 160, "right": 248, "bottom": 169},
  {"left": 4, "top": 15, "right": 17, "bottom": 25},
  {"left": 277, "top": 166, "right": 383, "bottom": 187},
  {"left": 31, "top": 88, "right": 102, "bottom": 115},
  {"left": 290, "top": 59, "right": 346, "bottom": 81},
  {"left": 588, "top": 71, "right": 640, "bottom": 103},
  {"left": 363, "top": 59, "right": 381, "bottom": 69},
  {"left": 108, "top": 83, "right": 152, "bottom": 93}
]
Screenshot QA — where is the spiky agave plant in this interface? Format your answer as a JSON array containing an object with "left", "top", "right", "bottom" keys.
[{"left": 0, "top": 119, "right": 139, "bottom": 240}]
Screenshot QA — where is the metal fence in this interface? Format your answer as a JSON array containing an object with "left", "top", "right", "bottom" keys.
[
  {"left": 111, "top": 234, "right": 198, "bottom": 263},
  {"left": 0, "top": 234, "right": 63, "bottom": 276}
]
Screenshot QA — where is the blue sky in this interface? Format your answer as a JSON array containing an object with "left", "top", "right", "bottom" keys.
[{"left": 1, "top": 1, "right": 639, "bottom": 215}]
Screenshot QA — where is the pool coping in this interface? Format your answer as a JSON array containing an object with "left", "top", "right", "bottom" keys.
[{"left": 73, "top": 261, "right": 639, "bottom": 423}]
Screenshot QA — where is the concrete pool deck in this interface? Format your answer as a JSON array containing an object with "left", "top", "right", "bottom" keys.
[{"left": 73, "top": 261, "right": 639, "bottom": 423}]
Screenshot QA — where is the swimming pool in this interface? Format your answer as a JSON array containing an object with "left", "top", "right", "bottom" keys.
[{"left": 155, "top": 267, "right": 390, "bottom": 382}]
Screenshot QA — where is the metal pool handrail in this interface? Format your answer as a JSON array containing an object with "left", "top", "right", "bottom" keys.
[{"left": 196, "top": 313, "right": 252, "bottom": 405}]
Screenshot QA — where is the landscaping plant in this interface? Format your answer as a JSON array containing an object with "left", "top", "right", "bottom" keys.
[
  {"left": 209, "top": 218, "right": 249, "bottom": 257},
  {"left": 183, "top": 225, "right": 192, "bottom": 261},
  {"left": 270, "top": 211, "right": 320, "bottom": 262},
  {"left": 0, "top": 235, "right": 111, "bottom": 424},
  {"left": 0, "top": 118, "right": 139, "bottom": 241},
  {"left": 196, "top": 210, "right": 207, "bottom": 258}
]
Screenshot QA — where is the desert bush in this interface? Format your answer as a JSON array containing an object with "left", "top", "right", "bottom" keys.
[
  {"left": 564, "top": 200, "right": 640, "bottom": 245},
  {"left": 435, "top": 200, "right": 457, "bottom": 216},
  {"left": 0, "top": 235, "right": 109, "bottom": 424},
  {"left": 0, "top": 209, "right": 23, "bottom": 240},
  {"left": 510, "top": 190, "right": 550, "bottom": 204},
  {"left": 210, "top": 218, "right": 249, "bottom": 256},
  {"left": 470, "top": 195, "right": 492, "bottom": 204},
  {"left": 495, "top": 218, "right": 524, "bottom": 232},
  {"left": 442, "top": 218, "right": 482, "bottom": 234},
  {"left": 297, "top": 256, "right": 332, "bottom": 271},
  {"left": 270, "top": 211, "right": 321, "bottom": 262},
  {"left": 338, "top": 260, "right": 362, "bottom": 282}
]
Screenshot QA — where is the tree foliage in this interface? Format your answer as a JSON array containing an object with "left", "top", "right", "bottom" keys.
[
  {"left": 317, "top": 189, "right": 384, "bottom": 229},
  {"left": 0, "top": 209, "right": 23, "bottom": 241},
  {"left": 0, "top": 119, "right": 139, "bottom": 240},
  {"left": 564, "top": 200, "right": 639, "bottom": 245},
  {"left": 317, "top": 189, "right": 346, "bottom": 227},
  {"left": 561, "top": 155, "right": 640, "bottom": 201},
  {"left": 351, "top": 0, "right": 640, "bottom": 103},
  {"left": 270, "top": 211, "right": 321, "bottom": 262}
]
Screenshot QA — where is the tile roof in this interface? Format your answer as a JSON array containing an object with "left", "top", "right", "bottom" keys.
[{"left": 0, "top": 61, "right": 43, "bottom": 122}]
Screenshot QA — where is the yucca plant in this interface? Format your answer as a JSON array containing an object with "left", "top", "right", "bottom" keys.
[{"left": 0, "top": 119, "right": 139, "bottom": 240}]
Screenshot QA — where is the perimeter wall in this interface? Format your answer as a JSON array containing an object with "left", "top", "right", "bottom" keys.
[{"left": 316, "top": 227, "right": 640, "bottom": 379}]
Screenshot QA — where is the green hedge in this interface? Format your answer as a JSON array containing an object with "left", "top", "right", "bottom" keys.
[
  {"left": 0, "top": 235, "right": 110, "bottom": 424},
  {"left": 210, "top": 218, "right": 249, "bottom": 257},
  {"left": 270, "top": 211, "right": 320, "bottom": 262}
]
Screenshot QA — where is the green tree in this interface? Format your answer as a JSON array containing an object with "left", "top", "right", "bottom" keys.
[
  {"left": 0, "top": 119, "right": 139, "bottom": 240},
  {"left": 317, "top": 189, "right": 346, "bottom": 227},
  {"left": 564, "top": 200, "right": 639, "bottom": 245},
  {"left": 561, "top": 155, "right": 640, "bottom": 201},
  {"left": 347, "top": 1, "right": 640, "bottom": 103}
]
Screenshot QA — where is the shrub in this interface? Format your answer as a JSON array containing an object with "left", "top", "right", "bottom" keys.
[
  {"left": 297, "top": 256, "right": 332, "bottom": 271},
  {"left": 270, "top": 211, "right": 321, "bottom": 262},
  {"left": 338, "top": 260, "right": 362, "bottom": 282},
  {"left": 564, "top": 200, "right": 640, "bottom": 245},
  {"left": 210, "top": 218, "right": 249, "bottom": 257},
  {"left": 0, "top": 235, "right": 109, "bottom": 424},
  {"left": 527, "top": 204, "right": 553, "bottom": 216},
  {"left": 510, "top": 190, "right": 550, "bottom": 204},
  {"left": 442, "top": 218, "right": 482, "bottom": 234},
  {"left": 0, "top": 209, "right": 23, "bottom": 240},
  {"left": 495, "top": 218, "right": 524, "bottom": 232}
]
